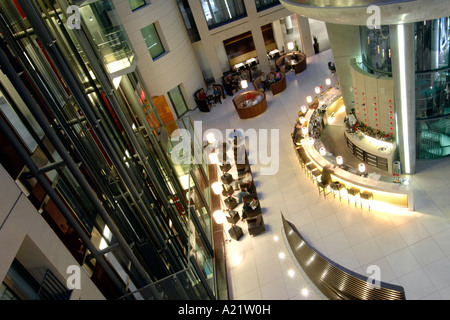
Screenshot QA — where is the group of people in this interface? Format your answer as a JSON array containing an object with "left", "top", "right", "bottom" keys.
[
  {"left": 197, "top": 86, "right": 223, "bottom": 108},
  {"left": 259, "top": 71, "right": 282, "bottom": 92}
]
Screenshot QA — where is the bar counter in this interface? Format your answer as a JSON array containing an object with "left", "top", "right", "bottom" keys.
[{"left": 302, "top": 109, "right": 414, "bottom": 211}]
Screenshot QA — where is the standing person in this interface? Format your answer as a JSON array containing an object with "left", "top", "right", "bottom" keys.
[{"left": 293, "top": 122, "right": 303, "bottom": 143}]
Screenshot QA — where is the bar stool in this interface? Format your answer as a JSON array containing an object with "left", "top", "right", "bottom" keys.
[
  {"left": 330, "top": 181, "right": 346, "bottom": 202},
  {"left": 360, "top": 191, "right": 373, "bottom": 211},
  {"left": 318, "top": 181, "right": 331, "bottom": 198},
  {"left": 311, "top": 168, "right": 322, "bottom": 185},
  {"left": 306, "top": 163, "right": 317, "bottom": 179},
  {"left": 346, "top": 187, "right": 360, "bottom": 207}
]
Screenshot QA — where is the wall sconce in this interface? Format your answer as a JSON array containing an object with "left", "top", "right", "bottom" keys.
[
  {"left": 301, "top": 105, "right": 307, "bottom": 114},
  {"left": 287, "top": 41, "right": 294, "bottom": 51},
  {"left": 325, "top": 78, "right": 331, "bottom": 86},
  {"left": 213, "top": 210, "right": 226, "bottom": 224},
  {"left": 212, "top": 182, "right": 222, "bottom": 195},
  {"left": 336, "top": 156, "right": 343, "bottom": 165},
  {"left": 315, "top": 87, "right": 320, "bottom": 94},
  {"left": 306, "top": 96, "right": 312, "bottom": 104},
  {"left": 240, "top": 79, "right": 248, "bottom": 89},
  {"left": 358, "top": 163, "right": 366, "bottom": 173},
  {"left": 206, "top": 132, "right": 216, "bottom": 144},
  {"left": 319, "top": 147, "right": 326, "bottom": 156}
]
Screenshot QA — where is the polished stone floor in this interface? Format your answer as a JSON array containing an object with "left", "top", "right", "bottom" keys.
[{"left": 188, "top": 49, "right": 450, "bottom": 300}]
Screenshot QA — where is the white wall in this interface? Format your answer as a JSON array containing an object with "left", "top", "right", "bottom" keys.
[
  {"left": 112, "top": 0, "right": 205, "bottom": 113},
  {"left": 0, "top": 165, "right": 104, "bottom": 300}
]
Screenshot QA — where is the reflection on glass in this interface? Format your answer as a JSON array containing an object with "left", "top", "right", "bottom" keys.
[
  {"left": 254, "top": 0, "right": 280, "bottom": 11},
  {"left": 141, "top": 23, "right": 166, "bottom": 60},
  {"left": 416, "top": 116, "right": 450, "bottom": 159},
  {"left": 360, "top": 26, "right": 392, "bottom": 75},
  {"left": 200, "top": 0, "right": 247, "bottom": 29},
  {"left": 415, "top": 18, "right": 450, "bottom": 72}
]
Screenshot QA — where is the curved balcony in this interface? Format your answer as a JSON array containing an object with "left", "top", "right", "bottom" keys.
[{"left": 280, "top": 0, "right": 450, "bottom": 25}]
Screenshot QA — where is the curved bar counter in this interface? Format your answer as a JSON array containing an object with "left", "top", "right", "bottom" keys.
[
  {"left": 301, "top": 106, "right": 414, "bottom": 211},
  {"left": 282, "top": 213, "right": 406, "bottom": 300},
  {"left": 233, "top": 91, "right": 267, "bottom": 119}
]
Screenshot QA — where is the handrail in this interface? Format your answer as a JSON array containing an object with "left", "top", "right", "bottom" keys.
[{"left": 281, "top": 213, "right": 406, "bottom": 300}]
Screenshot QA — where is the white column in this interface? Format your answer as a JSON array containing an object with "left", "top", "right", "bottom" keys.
[
  {"left": 390, "top": 23, "right": 416, "bottom": 174},
  {"left": 272, "top": 20, "right": 285, "bottom": 52},
  {"left": 244, "top": 0, "right": 271, "bottom": 73},
  {"left": 187, "top": 0, "right": 223, "bottom": 83},
  {"left": 295, "top": 15, "right": 314, "bottom": 57},
  {"left": 285, "top": 15, "right": 293, "bottom": 34}
]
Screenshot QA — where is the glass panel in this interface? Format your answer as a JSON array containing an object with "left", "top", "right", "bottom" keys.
[
  {"left": 255, "top": 0, "right": 280, "bottom": 11},
  {"left": 416, "top": 115, "right": 450, "bottom": 159},
  {"left": 79, "top": 2, "right": 136, "bottom": 77},
  {"left": 141, "top": 23, "right": 166, "bottom": 60},
  {"left": 415, "top": 18, "right": 450, "bottom": 72},
  {"left": 128, "top": 0, "right": 147, "bottom": 11},
  {"left": 116, "top": 268, "right": 212, "bottom": 300},
  {"left": 416, "top": 70, "right": 450, "bottom": 119},
  {"left": 168, "top": 85, "right": 188, "bottom": 118},
  {"left": 360, "top": 26, "right": 392, "bottom": 76},
  {"left": 200, "top": 0, "right": 247, "bottom": 30}
]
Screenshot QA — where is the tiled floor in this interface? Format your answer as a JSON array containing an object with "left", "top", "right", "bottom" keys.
[{"left": 188, "top": 49, "right": 450, "bottom": 300}]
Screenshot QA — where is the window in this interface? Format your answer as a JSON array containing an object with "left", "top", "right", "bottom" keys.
[
  {"left": 141, "top": 23, "right": 166, "bottom": 60},
  {"left": 200, "top": 0, "right": 247, "bottom": 30},
  {"left": 254, "top": 0, "right": 280, "bottom": 11},
  {"left": 128, "top": 0, "right": 147, "bottom": 11},
  {"left": 168, "top": 85, "right": 188, "bottom": 117}
]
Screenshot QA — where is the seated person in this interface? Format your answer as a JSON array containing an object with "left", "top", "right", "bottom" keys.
[
  {"left": 320, "top": 164, "right": 334, "bottom": 185},
  {"left": 198, "top": 88, "right": 206, "bottom": 100},
  {"left": 260, "top": 72, "right": 269, "bottom": 91},
  {"left": 274, "top": 71, "right": 282, "bottom": 81},
  {"left": 267, "top": 72, "right": 275, "bottom": 83},
  {"left": 242, "top": 197, "right": 259, "bottom": 220},
  {"left": 213, "top": 86, "right": 222, "bottom": 104},
  {"left": 328, "top": 62, "right": 336, "bottom": 72},
  {"left": 236, "top": 183, "right": 255, "bottom": 203}
]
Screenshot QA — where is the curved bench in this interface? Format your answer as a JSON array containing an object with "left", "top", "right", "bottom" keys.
[
  {"left": 281, "top": 213, "right": 406, "bottom": 300},
  {"left": 276, "top": 52, "right": 307, "bottom": 75},
  {"left": 252, "top": 72, "right": 287, "bottom": 95},
  {"left": 232, "top": 91, "right": 267, "bottom": 119}
]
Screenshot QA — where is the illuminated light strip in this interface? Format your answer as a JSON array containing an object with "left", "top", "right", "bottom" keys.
[
  {"left": 397, "top": 24, "right": 411, "bottom": 173},
  {"left": 301, "top": 137, "right": 411, "bottom": 211}
]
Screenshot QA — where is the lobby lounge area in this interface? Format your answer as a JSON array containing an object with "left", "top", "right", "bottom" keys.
[{"left": 189, "top": 49, "right": 450, "bottom": 300}]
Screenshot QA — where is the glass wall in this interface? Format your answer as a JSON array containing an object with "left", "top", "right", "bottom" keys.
[
  {"left": 255, "top": 0, "right": 280, "bottom": 11},
  {"left": 79, "top": 1, "right": 136, "bottom": 77},
  {"left": 415, "top": 18, "right": 450, "bottom": 159},
  {"left": 0, "top": 0, "right": 216, "bottom": 299},
  {"left": 360, "top": 25, "right": 392, "bottom": 76},
  {"left": 200, "top": 0, "right": 247, "bottom": 29}
]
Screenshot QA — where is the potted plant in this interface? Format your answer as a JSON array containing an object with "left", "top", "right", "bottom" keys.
[{"left": 313, "top": 36, "right": 319, "bottom": 54}]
